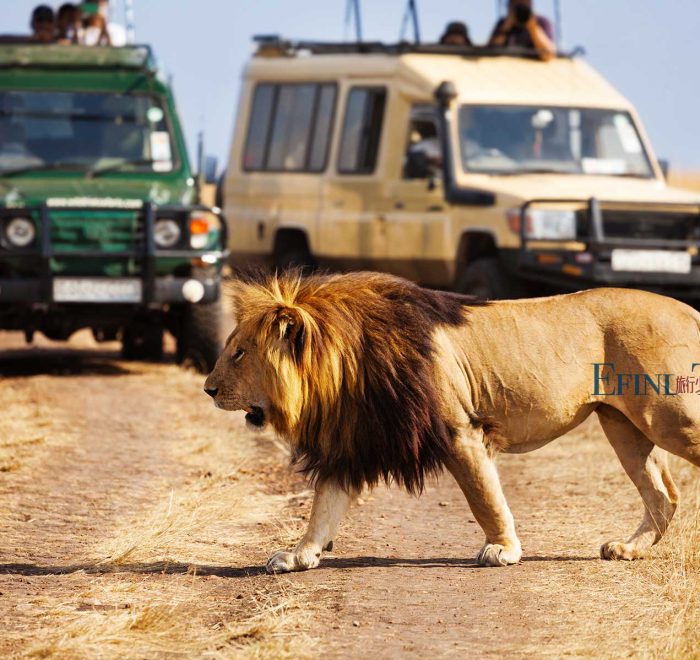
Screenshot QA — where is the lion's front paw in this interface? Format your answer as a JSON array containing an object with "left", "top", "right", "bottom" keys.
[
  {"left": 265, "top": 547, "right": 321, "bottom": 574},
  {"left": 600, "top": 541, "right": 645, "bottom": 561},
  {"left": 266, "top": 551, "right": 301, "bottom": 574},
  {"left": 476, "top": 543, "right": 522, "bottom": 567}
]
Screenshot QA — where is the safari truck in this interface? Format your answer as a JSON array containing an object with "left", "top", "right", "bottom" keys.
[
  {"left": 0, "top": 44, "right": 226, "bottom": 371},
  {"left": 222, "top": 38, "right": 700, "bottom": 302}
]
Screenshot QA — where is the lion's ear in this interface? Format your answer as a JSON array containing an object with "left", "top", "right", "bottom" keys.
[{"left": 276, "top": 307, "right": 305, "bottom": 361}]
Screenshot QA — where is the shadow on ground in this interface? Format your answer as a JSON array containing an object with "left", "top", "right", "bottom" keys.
[
  {"left": 0, "top": 347, "right": 164, "bottom": 377},
  {"left": 0, "top": 553, "right": 598, "bottom": 579}
]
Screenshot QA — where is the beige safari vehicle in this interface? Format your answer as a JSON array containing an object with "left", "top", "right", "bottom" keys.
[{"left": 222, "top": 39, "right": 700, "bottom": 301}]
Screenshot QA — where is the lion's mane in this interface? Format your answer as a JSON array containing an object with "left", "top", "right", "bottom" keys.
[{"left": 231, "top": 271, "right": 482, "bottom": 493}]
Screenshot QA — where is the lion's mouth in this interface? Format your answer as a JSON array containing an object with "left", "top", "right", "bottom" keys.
[{"left": 244, "top": 406, "right": 265, "bottom": 428}]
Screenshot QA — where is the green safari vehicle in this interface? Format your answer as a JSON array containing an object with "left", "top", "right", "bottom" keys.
[{"left": 0, "top": 44, "right": 226, "bottom": 371}]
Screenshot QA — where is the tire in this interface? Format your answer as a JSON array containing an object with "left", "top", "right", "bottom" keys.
[
  {"left": 121, "top": 323, "right": 163, "bottom": 362},
  {"left": 275, "top": 248, "right": 314, "bottom": 273},
  {"left": 454, "top": 257, "right": 518, "bottom": 300},
  {"left": 273, "top": 233, "right": 315, "bottom": 273},
  {"left": 176, "top": 300, "right": 222, "bottom": 373}
]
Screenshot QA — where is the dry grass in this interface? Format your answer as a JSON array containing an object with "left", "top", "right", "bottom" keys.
[
  {"left": 668, "top": 171, "right": 700, "bottom": 193},
  {"left": 643, "top": 459, "right": 700, "bottom": 658},
  {"left": 21, "top": 581, "right": 314, "bottom": 659},
  {"left": 0, "top": 340, "right": 317, "bottom": 659},
  {"left": 0, "top": 382, "right": 66, "bottom": 473},
  {"left": 96, "top": 370, "right": 296, "bottom": 567}
]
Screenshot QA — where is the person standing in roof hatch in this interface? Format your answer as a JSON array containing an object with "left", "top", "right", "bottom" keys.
[
  {"left": 439, "top": 21, "right": 473, "bottom": 46},
  {"left": 488, "top": 0, "right": 555, "bottom": 61},
  {"left": 30, "top": 5, "right": 57, "bottom": 43},
  {"left": 96, "top": 0, "right": 127, "bottom": 46}
]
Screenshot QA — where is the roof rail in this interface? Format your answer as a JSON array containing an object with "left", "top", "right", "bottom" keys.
[
  {"left": 0, "top": 42, "right": 156, "bottom": 71},
  {"left": 252, "top": 35, "right": 580, "bottom": 60}
]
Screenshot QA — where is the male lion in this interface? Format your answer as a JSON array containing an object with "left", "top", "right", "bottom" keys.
[{"left": 204, "top": 271, "right": 700, "bottom": 573}]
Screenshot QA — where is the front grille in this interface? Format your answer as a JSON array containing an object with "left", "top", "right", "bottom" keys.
[
  {"left": 48, "top": 210, "right": 144, "bottom": 253},
  {"left": 577, "top": 209, "right": 698, "bottom": 241},
  {"left": 603, "top": 210, "right": 696, "bottom": 240}
]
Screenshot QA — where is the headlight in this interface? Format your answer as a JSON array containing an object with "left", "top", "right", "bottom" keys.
[
  {"left": 189, "top": 211, "right": 218, "bottom": 250},
  {"left": 154, "top": 218, "right": 181, "bottom": 248},
  {"left": 5, "top": 217, "right": 35, "bottom": 247},
  {"left": 507, "top": 208, "right": 577, "bottom": 240}
]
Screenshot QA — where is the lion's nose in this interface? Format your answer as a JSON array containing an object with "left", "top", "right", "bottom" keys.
[{"left": 204, "top": 386, "right": 218, "bottom": 398}]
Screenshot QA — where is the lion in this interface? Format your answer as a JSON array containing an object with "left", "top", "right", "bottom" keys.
[{"left": 204, "top": 270, "right": 700, "bottom": 573}]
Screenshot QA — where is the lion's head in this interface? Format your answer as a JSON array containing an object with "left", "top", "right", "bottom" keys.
[
  {"left": 204, "top": 271, "right": 480, "bottom": 493},
  {"left": 203, "top": 325, "right": 271, "bottom": 429}
]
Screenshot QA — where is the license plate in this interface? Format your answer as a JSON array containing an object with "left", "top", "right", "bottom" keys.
[
  {"left": 611, "top": 249, "right": 691, "bottom": 274},
  {"left": 53, "top": 278, "right": 142, "bottom": 303}
]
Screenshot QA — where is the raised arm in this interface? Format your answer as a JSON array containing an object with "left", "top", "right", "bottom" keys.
[
  {"left": 526, "top": 16, "right": 556, "bottom": 61},
  {"left": 488, "top": 16, "right": 515, "bottom": 47}
]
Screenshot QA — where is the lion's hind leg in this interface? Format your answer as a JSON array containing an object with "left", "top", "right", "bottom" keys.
[{"left": 597, "top": 406, "right": 679, "bottom": 561}]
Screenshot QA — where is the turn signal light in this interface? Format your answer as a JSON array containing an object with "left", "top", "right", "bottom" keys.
[{"left": 189, "top": 214, "right": 211, "bottom": 249}]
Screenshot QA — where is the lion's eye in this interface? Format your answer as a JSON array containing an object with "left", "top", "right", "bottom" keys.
[{"left": 232, "top": 349, "right": 245, "bottom": 363}]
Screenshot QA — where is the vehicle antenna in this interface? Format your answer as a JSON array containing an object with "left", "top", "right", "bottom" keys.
[
  {"left": 124, "top": 0, "right": 136, "bottom": 44},
  {"left": 399, "top": 0, "right": 421, "bottom": 43},
  {"left": 344, "top": 0, "right": 363, "bottom": 42},
  {"left": 553, "top": 0, "right": 563, "bottom": 49}
]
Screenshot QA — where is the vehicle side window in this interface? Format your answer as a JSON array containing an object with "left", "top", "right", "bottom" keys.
[
  {"left": 337, "top": 87, "right": 387, "bottom": 174},
  {"left": 308, "top": 85, "right": 336, "bottom": 171},
  {"left": 242, "top": 83, "right": 337, "bottom": 172},
  {"left": 404, "top": 104, "right": 441, "bottom": 180},
  {"left": 243, "top": 84, "right": 274, "bottom": 170}
]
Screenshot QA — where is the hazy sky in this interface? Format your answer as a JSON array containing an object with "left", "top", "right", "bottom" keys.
[{"left": 5, "top": 1, "right": 700, "bottom": 171}]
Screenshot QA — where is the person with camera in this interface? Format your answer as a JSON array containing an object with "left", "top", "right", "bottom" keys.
[{"left": 488, "top": 0, "right": 555, "bottom": 61}]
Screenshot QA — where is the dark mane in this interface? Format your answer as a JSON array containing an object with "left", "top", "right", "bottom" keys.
[{"left": 249, "top": 271, "right": 484, "bottom": 494}]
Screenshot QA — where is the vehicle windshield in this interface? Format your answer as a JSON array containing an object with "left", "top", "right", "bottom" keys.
[
  {"left": 458, "top": 105, "right": 653, "bottom": 177},
  {"left": 0, "top": 90, "right": 177, "bottom": 176}
]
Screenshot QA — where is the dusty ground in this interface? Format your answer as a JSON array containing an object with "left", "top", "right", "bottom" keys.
[{"left": 0, "top": 329, "right": 698, "bottom": 658}]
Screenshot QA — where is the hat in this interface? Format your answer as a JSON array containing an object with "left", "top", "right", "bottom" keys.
[
  {"left": 31, "top": 5, "right": 55, "bottom": 24},
  {"left": 444, "top": 21, "right": 469, "bottom": 38}
]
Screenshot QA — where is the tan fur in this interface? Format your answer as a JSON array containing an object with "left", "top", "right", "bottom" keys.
[{"left": 205, "top": 273, "right": 700, "bottom": 572}]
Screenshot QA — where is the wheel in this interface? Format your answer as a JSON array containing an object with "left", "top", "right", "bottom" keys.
[
  {"left": 273, "top": 234, "right": 315, "bottom": 273},
  {"left": 454, "top": 257, "right": 518, "bottom": 300},
  {"left": 176, "top": 300, "right": 222, "bottom": 373},
  {"left": 275, "top": 247, "right": 314, "bottom": 273},
  {"left": 121, "top": 323, "right": 163, "bottom": 362}
]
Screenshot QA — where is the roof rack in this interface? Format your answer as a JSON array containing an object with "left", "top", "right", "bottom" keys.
[
  {"left": 252, "top": 35, "right": 582, "bottom": 60},
  {"left": 0, "top": 42, "right": 156, "bottom": 71}
]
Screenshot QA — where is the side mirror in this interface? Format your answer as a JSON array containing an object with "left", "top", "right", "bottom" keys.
[
  {"left": 202, "top": 155, "right": 219, "bottom": 185},
  {"left": 404, "top": 150, "right": 432, "bottom": 179},
  {"left": 658, "top": 158, "right": 670, "bottom": 180}
]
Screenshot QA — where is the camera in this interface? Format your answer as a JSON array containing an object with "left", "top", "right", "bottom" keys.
[{"left": 514, "top": 4, "right": 532, "bottom": 25}]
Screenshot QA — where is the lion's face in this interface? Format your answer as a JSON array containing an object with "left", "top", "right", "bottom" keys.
[{"left": 204, "top": 331, "right": 271, "bottom": 430}]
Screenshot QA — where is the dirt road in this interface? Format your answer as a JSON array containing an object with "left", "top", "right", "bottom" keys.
[{"left": 0, "top": 331, "right": 697, "bottom": 658}]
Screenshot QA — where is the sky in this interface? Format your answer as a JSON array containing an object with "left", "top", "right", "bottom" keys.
[{"left": 5, "top": 1, "right": 700, "bottom": 172}]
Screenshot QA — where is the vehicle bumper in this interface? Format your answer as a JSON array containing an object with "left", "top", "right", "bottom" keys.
[
  {"left": 515, "top": 249, "right": 700, "bottom": 300},
  {"left": 0, "top": 276, "right": 220, "bottom": 305},
  {"left": 512, "top": 197, "right": 700, "bottom": 302}
]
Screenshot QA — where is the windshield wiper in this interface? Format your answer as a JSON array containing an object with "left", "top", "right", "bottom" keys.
[
  {"left": 487, "top": 169, "right": 571, "bottom": 177},
  {"left": 611, "top": 172, "right": 651, "bottom": 179},
  {"left": 87, "top": 158, "right": 158, "bottom": 178},
  {"left": 1, "top": 160, "right": 90, "bottom": 178},
  {"left": 511, "top": 168, "right": 579, "bottom": 176}
]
